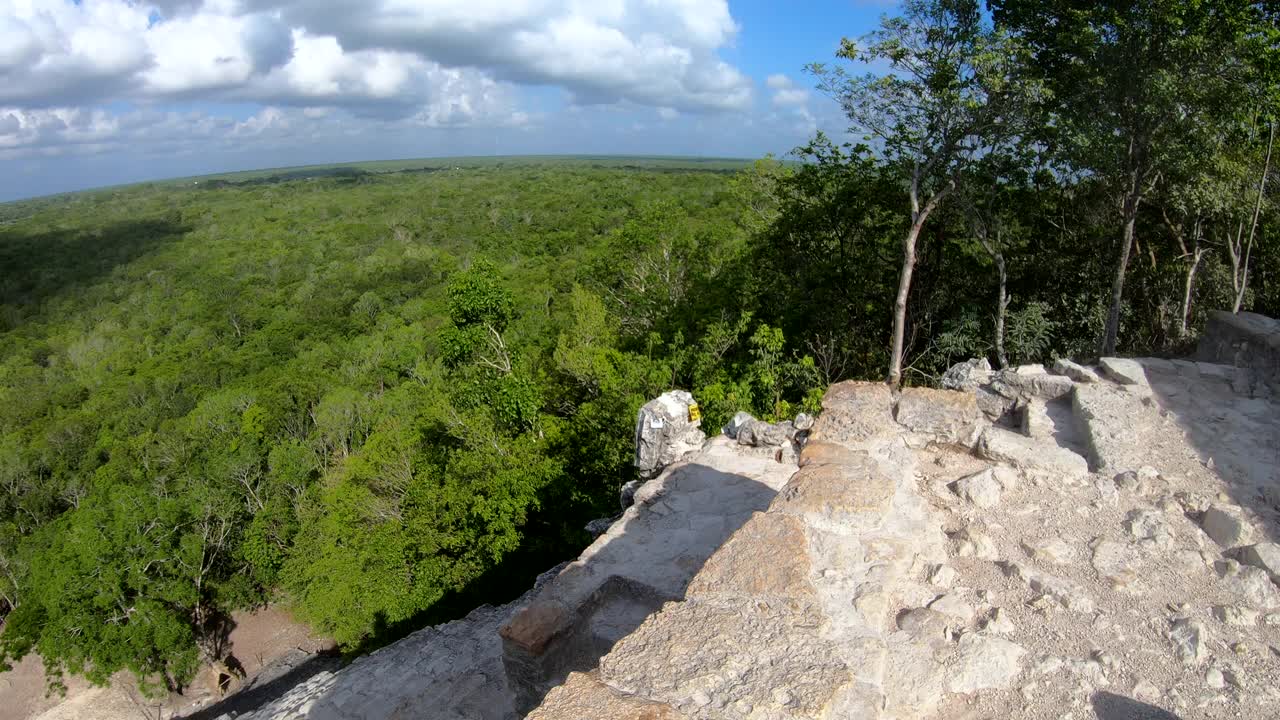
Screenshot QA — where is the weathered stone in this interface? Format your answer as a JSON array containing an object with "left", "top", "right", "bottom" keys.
[
  {"left": 721, "top": 411, "right": 754, "bottom": 439},
  {"left": 1099, "top": 357, "right": 1150, "bottom": 386},
  {"left": 991, "top": 369, "right": 1076, "bottom": 401},
  {"left": 942, "top": 357, "right": 993, "bottom": 391},
  {"left": 977, "top": 427, "right": 1089, "bottom": 478},
  {"left": 929, "top": 564, "right": 958, "bottom": 588},
  {"left": 807, "top": 381, "right": 895, "bottom": 447},
  {"left": 771, "top": 457, "right": 896, "bottom": 528},
  {"left": 928, "top": 593, "right": 975, "bottom": 623},
  {"left": 1002, "top": 562, "right": 1094, "bottom": 612},
  {"left": 1201, "top": 505, "right": 1255, "bottom": 548},
  {"left": 1051, "top": 358, "right": 1101, "bottom": 383},
  {"left": 1021, "top": 537, "right": 1077, "bottom": 565},
  {"left": 1090, "top": 538, "right": 1141, "bottom": 593},
  {"left": 895, "top": 387, "right": 980, "bottom": 445},
  {"left": 951, "top": 528, "right": 999, "bottom": 561},
  {"left": 738, "top": 418, "right": 789, "bottom": 447},
  {"left": 528, "top": 672, "right": 689, "bottom": 719},
  {"left": 953, "top": 468, "right": 1003, "bottom": 508},
  {"left": 1169, "top": 618, "right": 1208, "bottom": 665},
  {"left": 1239, "top": 542, "right": 1280, "bottom": 583},
  {"left": 634, "top": 390, "right": 705, "bottom": 479},
  {"left": 685, "top": 513, "right": 815, "bottom": 602},
  {"left": 1072, "top": 383, "right": 1148, "bottom": 473},
  {"left": 797, "top": 440, "right": 864, "bottom": 468},
  {"left": 793, "top": 412, "right": 815, "bottom": 431},
  {"left": 1020, "top": 398, "right": 1054, "bottom": 439},
  {"left": 1124, "top": 510, "right": 1176, "bottom": 550},
  {"left": 896, "top": 608, "right": 951, "bottom": 640},
  {"left": 947, "top": 635, "right": 1027, "bottom": 694},
  {"left": 1212, "top": 605, "right": 1260, "bottom": 626},
  {"left": 1215, "top": 559, "right": 1280, "bottom": 609},
  {"left": 975, "top": 385, "right": 1016, "bottom": 421},
  {"left": 600, "top": 601, "right": 855, "bottom": 719}
]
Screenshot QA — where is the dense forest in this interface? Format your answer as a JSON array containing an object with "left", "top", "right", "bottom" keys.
[{"left": 1, "top": 0, "right": 1278, "bottom": 700}]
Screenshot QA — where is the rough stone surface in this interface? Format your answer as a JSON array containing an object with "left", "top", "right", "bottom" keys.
[
  {"left": 634, "top": 390, "right": 705, "bottom": 479},
  {"left": 1051, "top": 358, "right": 1101, "bottom": 383},
  {"left": 1240, "top": 543, "right": 1280, "bottom": 583},
  {"left": 1201, "top": 505, "right": 1255, "bottom": 548},
  {"left": 196, "top": 317, "right": 1280, "bottom": 720},
  {"left": 977, "top": 426, "right": 1089, "bottom": 478},
  {"left": 1099, "top": 357, "right": 1150, "bottom": 386},
  {"left": 942, "top": 357, "right": 993, "bottom": 391},
  {"left": 894, "top": 386, "right": 980, "bottom": 445}
]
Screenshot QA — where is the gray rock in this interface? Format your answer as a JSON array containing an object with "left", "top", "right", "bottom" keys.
[
  {"left": 619, "top": 479, "right": 642, "bottom": 510},
  {"left": 585, "top": 517, "right": 617, "bottom": 537},
  {"left": 634, "top": 390, "right": 705, "bottom": 479},
  {"left": 1099, "top": 357, "right": 1150, "bottom": 386},
  {"left": 991, "top": 369, "right": 1075, "bottom": 401},
  {"left": 738, "top": 419, "right": 789, "bottom": 447},
  {"left": 1215, "top": 559, "right": 1280, "bottom": 609},
  {"left": 977, "top": 427, "right": 1089, "bottom": 479},
  {"left": 1201, "top": 505, "right": 1255, "bottom": 548},
  {"left": 1169, "top": 618, "right": 1208, "bottom": 665},
  {"left": 1051, "top": 358, "right": 1101, "bottom": 383},
  {"left": 1239, "top": 542, "right": 1280, "bottom": 584},
  {"left": 942, "top": 357, "right": 993, "bottom": 392},
  {"left": 928, "top": 593, "right": 976, "bottom": 623},
  {"left": 793, "top": 412, "right": 814, "bottom": 431},
  {"left": 947, "top": 635, "right": 1027, "bottom": 693},
  {"left": 721, "top": 411, "right": 754, "bottom": 439},
  {"left": 1212, "top": 605, "right": 1259, "bottom": 626},
  {"left": 953, "top": 469, "right": 1003, "bottom": 508}
]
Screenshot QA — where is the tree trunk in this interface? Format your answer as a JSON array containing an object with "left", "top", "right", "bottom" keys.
[
  {"left": 1179, "top": 220, "right": 1205, "bottom": 339},
  {"left": 993, "top": 252, "right": 1010, "bottom": 369},
  {"left": 1101, "top": 192, "right": 1140, "bottom": 356},
  {"left": 1234, "top": 120, "right": 1275, "bottom": 313},
  {"left": 888, "top": 219, "right": 925, "bottom": 386},
  {"left": 888, "top": 177, "right": 952, "bottom": 386}
]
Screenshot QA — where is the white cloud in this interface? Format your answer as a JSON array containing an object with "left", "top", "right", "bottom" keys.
[
  {"left": 0, "top": 0, "right": 751, "bottom": 115},
  {"left": 765, "top": 73, "right": 809, "bottom": 107}
]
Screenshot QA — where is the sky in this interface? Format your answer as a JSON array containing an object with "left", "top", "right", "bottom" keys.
[{"left": 0, "top": 0, "right": 898, "bottom": 202}]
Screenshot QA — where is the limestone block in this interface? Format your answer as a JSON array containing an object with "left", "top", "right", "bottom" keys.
[
  {"left": 942, "top": 357, "right": 993, "bottom": 391},
  {"left": 1215, "top": 559, "right": 1280, "bottom": 609},
  {"left": 1072, "top": 383, "right": 1145, "bottom": 473},
  {"left": 1021, "top": 537, "right": 1077, "bottom": 565},
  {"left": 1239, "top": 542, "right": 1280, "bottom": 584},
  {"left": 808, "top": 381, "right": 896, "bottom": 447},
  {"left": 600, "top": 601, "right": 854, "bottom": 720},
  {"left": 947, "top": 635, "right": 1027, "bottom": 694},
  {"left": 1169, "top": 618, "right": 1208, "bottom": 665},
  {"left": 1201, "top": 505, "right": 1255, "bottom": 548},
  {"left": 685, "top": 513, "right": 815, "bottom": 602},
  {"left": 1052, "top": 358, "right": 1101, "bottom": 383},
  {"left": 895, "top": 386, "right": 980, "bottom": 445},
  {"left": 953, "top": 468, "right": 1002, "bottom": 508},
  {"left": 634, "top": 390, "right": 705, "bottom": 479},
  {"left": 797, "top": 440, "right": 864, "bottom": 468},
  {"left": 528, "top": 672, "right": 689, "bottom": 719},
  {"left": 1099, "top": 357, "right": 1150, "bottom": 386},
  {"left": 771, "top": 457, "right": 896, "bottom": 528},
  {"left": 1019, "top": 398, "right": 1054, "bottom": 439},
  {"left": 977, "top": 427, "right": 1089, "bottom": 479},
  {"left": 991, "top": 369, "right": 1075, "bottom": 400}
]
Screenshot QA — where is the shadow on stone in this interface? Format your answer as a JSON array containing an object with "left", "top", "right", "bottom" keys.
[
  {"left": 178, "top": 649, "right": 342, "bottom": 720},
  {"left": 499, "top": 454, "right": 787, "bottom": 715},
  {"left": 1091, "top": 691, "right": 1181, "bottom": 719}
]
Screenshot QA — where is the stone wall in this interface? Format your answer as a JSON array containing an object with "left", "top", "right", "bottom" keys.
[{"left": 1196, "top": 310, "right": 1280, "bottom": 396}]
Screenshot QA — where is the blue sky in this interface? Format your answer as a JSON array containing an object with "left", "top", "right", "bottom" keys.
[{"left": 0, "top": 1, "right": 897, "bottom": 202}]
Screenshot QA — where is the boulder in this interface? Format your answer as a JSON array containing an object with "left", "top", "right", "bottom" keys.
[
  {"left": 1051, "top": 358, "right": 1101, "bottom": 383},
  {"left": 1201, "top": 505, "right": 1255, "bottom": 548},
  {"left": 1169, "top": 618, "right": 1208, "bottom": 665},
  {"left": 953, "top": 469, "right": 1002, "bottom": 508},
  {"left": 941, "top": 357, "right": 993, "bottom": 392},
  {"left": 977, "top": 427, "right": 1089, "bottom": 479},
  {"left": 793, "top": 412, "right": 815, "bottom": 431},
  {"left": 947, "top": 635, "right": 1027, "bottom": 694},
  {"left": 634, "top": 390, "right": 705, "bottom": 479},
  {"left": 737, "top": 419, "right": 790, "bottom": 447},
  {"left": 990, "top": 369, "right": 1075, "bottom": 401},
  {"left": 1099, "top": 357, "right": 1149, "bottom": 386},
  {"left": 895, "top": 387, "right": 980, "bottom": 445},
  {"left": 1239, "top": 542, "right": 1280, "bottom": 584},
  {"left": 721, "top": 411, "right": 754, "bottom": 439}
]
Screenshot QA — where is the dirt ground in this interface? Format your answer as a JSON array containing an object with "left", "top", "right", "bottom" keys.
[{"left": 0, "top": 605, "right": 331, "bottom": 720}]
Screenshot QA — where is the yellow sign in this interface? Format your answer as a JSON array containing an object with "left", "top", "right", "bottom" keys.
[{"left": 688, "top": 403, "right": 702, "bottom": 422}]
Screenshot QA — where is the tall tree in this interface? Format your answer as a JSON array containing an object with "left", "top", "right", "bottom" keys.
[
  {"left": 992, "top": 0, "right": 1257, "bottom": 355},
  {"left": 810, "top": 0, "right": 1013, "bottom": 385}
]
